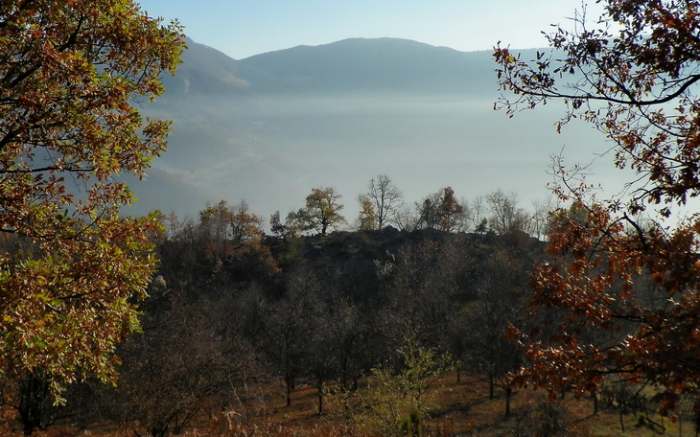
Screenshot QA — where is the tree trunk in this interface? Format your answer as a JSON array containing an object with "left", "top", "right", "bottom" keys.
[
  {"left": 19, "top": 374, "right": 51, "bottom": 436},
  {"left": 619, "top": 409, "right": 625, "bottom": 432},
  {"left": 317, "top": 377, "right": 324, "bottom": 415},
  {"left": 285, "top": 375, "right": 293, "bottom": 407},
  {"left": 592, "top": 392, "right": 598, "bottom": 415},
  {"left": 489, "top": 373, "right": 495, "bottom": 400},
  {"left": 340, "top": 362, "right": 348, "bottom": 390},
  {"left": 505, "top": 386, "right": 512, "bottom": 418}
]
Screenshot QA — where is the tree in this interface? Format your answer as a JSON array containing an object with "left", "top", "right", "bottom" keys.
[
  {"left": 197, "top": 201, "right": 278, "bottom": 284},
  {"left": 385, "top": 240, "right": 465, "bottom": 348},
  {"left": 495, "top": 0, "right": 700, "bottom": 413},
  {"left": 262, "top": 269, "right": 319, "bottom": 407},
  {"left": 108, "top": 289, "right": 231, "bottom": 437},
  {"left": 530, "top": 198, "right": 554, "bottom": 241},
  {"left": 301, "top": 187, "right": 345, "bottom": 236},
  {"left": 366, "top": 175, "right": 403, "bottom": 229},
  {"left": 227, "top": 201, "right": 263, "bottom": 244},
  {"left": 394, "top": 205, "right": 421, "bottom": 232},
  {"left": 463, "top": 248, "right": 529, "bottom": 417},
  {"left": 200, "top": 200, "right": 263, "bottom": 244},
  {"left": 357, "top": 195, "right": 377, "bottom": 231},
  {"left": 486, "top": 190, "right": 531, "bottom": 235},
  {"left": 0, "top": 0, "right": 184, "bottom": 406},
  {"left": 354, "top": 338, "right": 449, "bottom": 437},
  {"left": 463, "top": 195, "right": 487, "bottom": 233},
  {"left": 416, "top": 186, "right": 466, "bottom": 232},
  {"left": 269, "top": 210, "right": 286, "bottom": 238}
]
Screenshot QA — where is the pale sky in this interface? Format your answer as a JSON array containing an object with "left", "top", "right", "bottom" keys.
[{"left": 137, "top": 0, "right": 603, "bottom": 58}]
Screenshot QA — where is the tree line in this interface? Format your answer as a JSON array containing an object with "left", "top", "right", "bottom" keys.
[{"left": 267, "top": 175, "right": 552, "bottom": 240}]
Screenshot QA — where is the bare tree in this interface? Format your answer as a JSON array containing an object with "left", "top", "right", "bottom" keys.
[
  {"left": 262, "top": 269, "right": 320, "bottom": 407},
  {"left": 367, "top": 175, "right": 403, "bottom": 229},
  {"left": 394, "top": 205, "right": 421, "bottom": 232},
  {"left": 464, "top": 248, "right": 529, "bottom": 417},
  {"left": 486, "top": 190, "right": 531, "bottom": 235},
  {"left": 464, "top": 196, "right": 488, "bottom": 233},
  {"left": 530, "top": 198, "right": 554, "bottom": 241},
  {"left": 108, "top": 289, "right": 235, "bottom": 437}
]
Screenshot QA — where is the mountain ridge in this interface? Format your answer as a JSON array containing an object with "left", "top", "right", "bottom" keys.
[
  {"left": 238, "top": 37, "right": 495, "bottom": 61},
  {"left": 161, "top": 37, "right": 543, "bottom": 97}
]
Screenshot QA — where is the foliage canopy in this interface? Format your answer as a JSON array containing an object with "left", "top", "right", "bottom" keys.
[
  {"left": 0, "top": 0, "right": 184, "bottom": 400},
  {"left": 495, "top": 0, "right": 700, "bottom": 412}
]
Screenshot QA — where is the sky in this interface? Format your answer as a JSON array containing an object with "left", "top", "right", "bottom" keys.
[{"left": 137, "top": 0, "right": 602, "bottom": 59}]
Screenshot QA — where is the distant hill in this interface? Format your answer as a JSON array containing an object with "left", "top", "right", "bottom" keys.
[
  {"left": 161, "top": 37, "right": 504, "bottom": 97},
  {"left": 238, "top": 38, "right": 497, "bottom": 95}
]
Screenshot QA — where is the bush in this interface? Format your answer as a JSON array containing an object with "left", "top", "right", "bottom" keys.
[{"left": 351, "top": 338, "right": 451, "bottom": 437}]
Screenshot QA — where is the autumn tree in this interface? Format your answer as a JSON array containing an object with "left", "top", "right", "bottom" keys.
[
  {"left": 495, "top": 0, "right": 700, "bottom": 414},
  {"left": 300, "top": 187, "right": 346, "bottom": 236},
  {"left": 357, "top": 195, "right": 377, "bottom": 231},
  {"left": 197, "top": 201, "right": 278, "bottom": 283},
  {"left": 0, "top": 0, "right": 184, "bottom": 410},
  {"left": 416, "top": 187, "right": 465, "bottom": 232},
  {"left": 200, "top": 200, "right": 263, "bottom": 244},
  {"left": 366, "top": 175, "right": 403, "bottom": 229}
]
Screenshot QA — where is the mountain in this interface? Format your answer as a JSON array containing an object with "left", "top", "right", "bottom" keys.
[
  {"left": 129, "top": 38, "right": 610, "bottom": 220},
  {"left": 238, "top": 38, "right": 497, "bottom": 95},
  {"left": 161, "top": 37, "right": 501, "bottom": 97}
]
